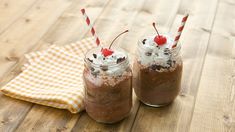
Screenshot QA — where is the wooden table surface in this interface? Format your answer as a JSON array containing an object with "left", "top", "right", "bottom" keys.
[{"left": 0, "top": 0, "right": 234, "bottom": 131}]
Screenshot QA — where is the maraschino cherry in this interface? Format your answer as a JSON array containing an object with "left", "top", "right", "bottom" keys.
[
  {"left": 101, "top": 48, "right": 113, "bottom": 57},
  {"left": 101, "top": 30, "right": 129, "bottom": 57},
  {"left": 152, "top": 23, "right": 167, "bottom": 45}
]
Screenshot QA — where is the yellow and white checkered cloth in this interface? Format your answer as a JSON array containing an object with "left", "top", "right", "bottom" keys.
[{"left": 0, "top": 38, "right": 96, "bottom": 113}]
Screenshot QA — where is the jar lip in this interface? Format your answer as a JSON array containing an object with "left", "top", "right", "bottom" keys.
[
  {"left": 84, "top": 46, "right": 129, "bottom": 68},
  {"left": 138, "top": 33, "right": 181, "bottom": 53}
]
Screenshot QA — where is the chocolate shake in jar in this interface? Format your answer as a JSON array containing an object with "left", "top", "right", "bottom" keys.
[
  {"left": 83, "top": 30, "right": 132, "bottom": 123},
  {"left": 133, "top": 23, "right": 183, "bottom": 107}
]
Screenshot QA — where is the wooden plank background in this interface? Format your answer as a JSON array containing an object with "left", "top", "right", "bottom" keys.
[{"left": 0, "top": 0, "right": 234, "bottom": 131}]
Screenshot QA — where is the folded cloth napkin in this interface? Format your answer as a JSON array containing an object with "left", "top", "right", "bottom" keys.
[{"left": 1, "top": 38, "right": 96, "bottom": 113}]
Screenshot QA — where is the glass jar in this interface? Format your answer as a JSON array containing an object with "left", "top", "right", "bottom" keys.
[
  {"left": 133, "top": 34, "right": 183, "bottom": 107},
  {"left": 83, "top": 47, "right": 132, "bottom": 123}
]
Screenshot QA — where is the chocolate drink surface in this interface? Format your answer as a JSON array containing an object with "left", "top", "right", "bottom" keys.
[
  {"left": 83, "top": 47, "right": 132, "bottom": 123},
  {"left": 134, "top": 34, "right": 183, "bottom": 107}
]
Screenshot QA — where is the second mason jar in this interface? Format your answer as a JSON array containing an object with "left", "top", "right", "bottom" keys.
[
  {"left": 134, "top": 34, "right": 183, "bottom": 107},
  {"left": 83, "top": 47, "right": 132, "bottom": 123}
]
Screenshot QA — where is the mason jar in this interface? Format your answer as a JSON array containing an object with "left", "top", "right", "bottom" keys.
[
  {"left": 83, "top": 47, "right": 132, "bottom": 123},
  {"left": 133, "top": 34, "right": 183, "bottom": 107}
]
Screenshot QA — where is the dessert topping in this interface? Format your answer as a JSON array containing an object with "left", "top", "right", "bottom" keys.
[
  {"left": 152, "top": 22, "right": 167, "bottom": 45},
  {"left": 116, "top": 57, "right": 126, "bottom": 64},
  {"left": 101, "top": 48, "right": 114, "bottom": 57}
]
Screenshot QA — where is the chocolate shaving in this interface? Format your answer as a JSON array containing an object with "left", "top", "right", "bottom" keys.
[
  {"left": 164, "top": 48, "right": 170, "bottom": 52},
  {"left": 142, "top": 39, "right": 147, "bottom": 44},
  {"left": 100, "top": 65, "right": 108, "bottom": 71},
  {"left": 164, "top": 52, "right": 169, "bottom": 55},
  {"left": 91, "top": 70, "right": 100, "bottom": 77},
  {"left": 90, "top": 67, "right": 95, "bottom": 71},
  {"left": 145, "top": 52, "right": 152, "bottom": 56},
  {"left": 164, "top": 66, "right": 170, "bottom": 70},
  {"left": 164, "top": 48, "right": 171, "bottom": 56},
  {"left": 116, "top": 57, "right": 126, "bottom": 64},
  {"left": 93, "top": 54, "right": 97, "bottom": 58},
  {"left": 151, "top": 64, "right": 163, "bottom": 71},
  {"left": 167, "top": 60, "right": 174, "bottom": 67},
  {"left": 87, "top": 58, "right": 93, "bottom": 62}
]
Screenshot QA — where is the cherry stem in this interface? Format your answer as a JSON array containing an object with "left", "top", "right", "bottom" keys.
[
  {"left": 152, "top": 22, "right": 160, "bottom": 37},
  {"left": 109, "top": 30, "right": 129, "bottom": 49}
]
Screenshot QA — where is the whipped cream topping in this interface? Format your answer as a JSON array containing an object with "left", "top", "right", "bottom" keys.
[
  {"left": 137, "top": 34, "right": 179, "bottom": 68},
  {"left": 85, "top": 47, "right": 129, "bottom": 77}
]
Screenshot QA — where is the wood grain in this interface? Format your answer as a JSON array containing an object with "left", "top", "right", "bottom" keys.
[
  {"left": 0, "top": 0, "right": 72, "bottom": 131},
  {"left": 190, "top": 0, "right": 235, "bottom": 131},
  {"left": 0, "top": 0, "right": 38, "bottom": 34},
  {"left": 0, "top": 0, "right": 71, "bottom": 79},
  {"left": 15, "top": 105, "right": 80, "bottom": 132},
  {"left": 0, "top": 95, "right": 32, "bottom": 132}
]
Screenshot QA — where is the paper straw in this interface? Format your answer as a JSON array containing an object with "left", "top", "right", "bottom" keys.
[
  {"left": 172, "top": 14, "right": 189, "bottom": 48},
  {"left": 81, "top": 8, "right": 100, "bottom": 46}
]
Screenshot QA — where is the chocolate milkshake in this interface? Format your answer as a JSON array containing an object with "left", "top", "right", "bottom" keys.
[
  {"left": 83, "top": 31, "right": 132, "bottom": 123},
  {"left": 134, "top": 23, "right": 183, "bottom": 107}
]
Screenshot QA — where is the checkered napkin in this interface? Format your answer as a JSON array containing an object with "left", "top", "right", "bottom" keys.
[{"left": 0, "top": 38, "right": 96, "bottom": 113}]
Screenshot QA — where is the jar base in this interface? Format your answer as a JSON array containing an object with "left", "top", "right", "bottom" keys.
[
  {"left": 87, "top": 111, "right": 130, "bottom": 124},
  {"left": 141, "top": 101, "right": 172, "bottom": 107},
  {"left": 94, "top": 118, "right": 125, "bottom": 124}
]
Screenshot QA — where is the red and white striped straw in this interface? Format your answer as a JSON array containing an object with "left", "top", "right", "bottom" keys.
[
  {"left": 81, "top": 8, "right": 100, "bottom": 46},
  {"left": 172, "top": 14, "right": 189, "bottom": 48}
]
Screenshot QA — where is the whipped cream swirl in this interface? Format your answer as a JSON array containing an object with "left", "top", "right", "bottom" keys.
[
  {"left": 137, "top": 34, "right": 179, "bottom": 68},
  {"left": 85, "top": 47, "right": 129, "bottom": 76}
]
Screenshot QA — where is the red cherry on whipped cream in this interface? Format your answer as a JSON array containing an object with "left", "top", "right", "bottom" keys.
[
  {"left": 101, "top": 30, "right": 129, "bottom": 57},
  {"left": 101, "top": 48, "right": 114, "bottom": 57},
  {"left": 152, "top": 22, "right": 167, "bottom": 45},
  {"left": 154, "top": 35, "right": 167, "bottom": 45}
]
